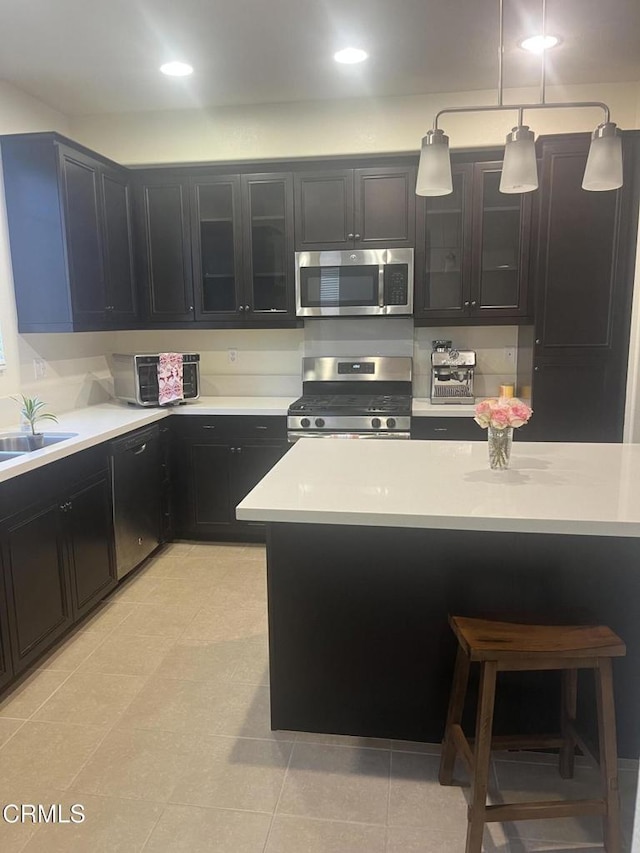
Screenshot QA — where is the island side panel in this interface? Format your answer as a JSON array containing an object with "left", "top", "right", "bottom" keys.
[{"left": 265, "top": 522, "right": 640, "bottom": 758}]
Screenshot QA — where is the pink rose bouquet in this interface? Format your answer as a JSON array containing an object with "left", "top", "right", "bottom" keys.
[{"left": 474, "top": 397, "right": 533, "bottom": 430}]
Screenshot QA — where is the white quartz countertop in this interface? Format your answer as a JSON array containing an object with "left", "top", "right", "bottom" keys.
[
  {"left": 236, "top": 437, "right": 640, "bottom": 537},
  {"left": 0, "top": 397, "right": 294, "bottom": 484}
]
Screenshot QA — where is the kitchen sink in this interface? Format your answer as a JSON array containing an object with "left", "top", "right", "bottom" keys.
[{"left": 0, "top": 432, "right": 79, "bottom": 453}]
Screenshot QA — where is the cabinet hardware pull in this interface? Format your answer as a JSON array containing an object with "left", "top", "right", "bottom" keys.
[
  {"left": 238, "top": 305, "right": 245, "bottom": 312},
  {"left": 59, "top": 503, "right": 67, "bottom": 513},
  {"left": 188, "top": 306, "right": 194, "bottom": 312},
  {"left": 347, "top": 233, "right": 354, "bottom": 239},
  {"left": 255, "top": 426, "right": 268, "bottom": 430},
  {"left": 433, "top": 428, "right": 448, "bottom": 432},
  {"left": 535, "top": 339, "right": 541, "bottom": 344},
  {"left": 354, "top": 233, "right": 361, "bottom": 240},
  {"left": 245, "top": 305, "right": 250, "bottom": 312},
  {"left": 464, "top": 301, "right": 470, "bottom": 307},
  {"left": 534, "top": 366, "right": 540, "bottom": 371},
  {"left": 133, "top": 443, "right": 147, "bottom": 455},
  {"left": 202, "top": 425, "right": 216, "bottom": 429},
  {"left": 471, "top": 300, "right": 477, "bottom": 306}
]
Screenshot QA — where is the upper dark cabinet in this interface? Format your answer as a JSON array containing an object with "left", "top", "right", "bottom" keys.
[
  {"left": 135, "top": 173, "right": 195, "bottom": 323},
  {"left": 415, "top": 158, "right": 532, "bottom": 325},
  {"left": 524, "top": 131, "right": 640, "bottom": 442},
  {"left": 1, "top": 133, "right": 137, "bottom": 332},
  {"left": 294, "top": 166, "right": 416, "bottom": 250},
  {"left": 191, "top": 172, "right": 295, "bottom": 323}
]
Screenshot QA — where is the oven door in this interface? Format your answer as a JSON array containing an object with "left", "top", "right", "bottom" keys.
[{"left": 288, "top": 431, "right": 410, "bottom": 443}]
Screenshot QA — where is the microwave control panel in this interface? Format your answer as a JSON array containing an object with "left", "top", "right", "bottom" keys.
[{"left": 383, "top": 264, "right": 410, "bottom": 305}]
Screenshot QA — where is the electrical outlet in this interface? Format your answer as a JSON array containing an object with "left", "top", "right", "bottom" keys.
[
  {"left": 227, "top": 348, "right": 238, "bottom": 364},
  {"left": 33, "top": 358, "right": 47, "bottom": 380},
  {"left": 504, "top": 347, "right": 516, "bottom": 364}
]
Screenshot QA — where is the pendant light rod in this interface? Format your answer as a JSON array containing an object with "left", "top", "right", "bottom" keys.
[
  {"left": 432, "top": 100, "right": 610, "bottom": 131},
  {"left": 497, "top": 0, "right": 504, "bottom": 107},
  {"left": 540, "top": 0, "right": 547, "bottom": 106}
]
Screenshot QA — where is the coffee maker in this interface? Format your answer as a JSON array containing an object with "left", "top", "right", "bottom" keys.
[{"left": 430, "top": 340, "right": 476, "bottom": 404}]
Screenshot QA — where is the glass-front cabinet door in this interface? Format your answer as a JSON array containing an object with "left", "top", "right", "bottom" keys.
[
  {"left": 415, "top": 164, "right": 473, "bottom": 318},
  {"left": 191, "top": 176, "right": 243, "bottom": 321},
  {"left": 470, "top": 162, "right": 531, "bottom": 318},
  {"left": 241, "top": 173, "right": 294, "bottom": 321}
]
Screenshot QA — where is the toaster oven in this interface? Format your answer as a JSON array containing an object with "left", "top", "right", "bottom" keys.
[{"left": 112, "top": 353, "right": 200, "bottom": 407}]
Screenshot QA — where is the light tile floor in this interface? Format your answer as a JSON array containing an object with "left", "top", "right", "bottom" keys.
[{"left": 0, "top": 541, "right": 636, "bottom": 852}]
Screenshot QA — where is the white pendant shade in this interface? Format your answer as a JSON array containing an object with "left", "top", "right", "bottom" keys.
[
  {"left": 500, "top": 126, "right": 538, "bottom": 194},
  {"left": 582, "top": 124, "right": 623, "bottom": 191},
  {"left": 416, "top": 130, "right": 453, "bottom": 196}
]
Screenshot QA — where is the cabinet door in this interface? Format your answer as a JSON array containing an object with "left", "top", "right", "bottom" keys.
[
  {"left": 0, "top": 585, "right": 13, "bottom": 691},
  {"left": 470, "top": 162, "right": 531, "bottom": 319},
  {"left": 524, "top": 358, "right": 623, "bottom": 442},
  {"left": 59, "top": 146, "right": 107, "bottom": 327},
  {"left": 2, "top": 503, "right": 72, "bottom": 674},
  {"left": 136, "top": 176, "right": 195, "bottom": 322},
  {"left": 172, "top": 437, "right": 232, "bottom": 536},
  {"left": 231, "top": 442, "right": 288, "bottom": 527},
  {"left": 242, "top": 173, "right": 295, "bottom": 321},
  {"left": 101, "top": 165, "right": 137, "bottom": 327},
  {"left": 354, "top": 167, "right": 416, "bottom": 247},
  {"left": 534, "top": 137, "right": 621, "bottom": 357},
  {"left": 191, "top": 176, "right": 244, "bottom": 321},
  {"left": 415, "top": 164, "right": 473, "bottom": 319},
  {"left": 294, "top": 171, "right": 354, "bottom": 250},
  {"left": 66, "top": 475, "right": 117, "bottom": 619}
]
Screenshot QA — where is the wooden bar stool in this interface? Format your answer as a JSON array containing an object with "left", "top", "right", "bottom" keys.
[{"left": 439, "top": 616, "right": 626, "bottom": 853}]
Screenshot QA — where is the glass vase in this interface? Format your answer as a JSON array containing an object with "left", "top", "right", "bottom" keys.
[{"left": 487, "top": 426, "right": 513, "bottom": 470}]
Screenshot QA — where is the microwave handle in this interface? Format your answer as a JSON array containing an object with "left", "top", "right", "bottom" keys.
[{"left": 378, "top": 266, "right": 385, "bottom": 308}]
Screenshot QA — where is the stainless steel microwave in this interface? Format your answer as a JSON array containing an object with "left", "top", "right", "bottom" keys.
[
  {"left": 112, "top": 353, "right": 200, "bottom": 407},
  {"left": 295, "top": 248, "right": 414, "bottom": 317}
]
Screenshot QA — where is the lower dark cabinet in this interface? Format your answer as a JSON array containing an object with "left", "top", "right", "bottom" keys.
[
  {"left": 0, "top": 451, "right": 116, "bottom": 678},
  {"left": 171, "top": 416, "right": 288, "bottom": 540},
  {"left": 2, "top": 503, "right": 72, "bottom": 673},
  {"left": 67, "top": 474, "right": 117, "bottom": 619},
  {"left": 411, "top": 416, "right": 482, "bottom": 441}
]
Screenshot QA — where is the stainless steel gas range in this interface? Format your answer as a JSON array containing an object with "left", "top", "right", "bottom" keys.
[{"left": 287, "top": 356, "right": 412, "bottom": 442}]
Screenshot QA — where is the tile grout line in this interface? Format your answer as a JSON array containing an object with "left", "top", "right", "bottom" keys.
[{"left": 261, "top": 734, "right": 297, "bottom": 852}]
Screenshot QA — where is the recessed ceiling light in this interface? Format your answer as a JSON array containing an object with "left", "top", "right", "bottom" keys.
[
  {"left": 334, "top": 47, "right": 368, "bottom": 65},
  {"left": 519, "top": 34, "right": 560, "bottom": 53},
  {"left": 160, "top": 61, "right": 194, "bottom": 77}
]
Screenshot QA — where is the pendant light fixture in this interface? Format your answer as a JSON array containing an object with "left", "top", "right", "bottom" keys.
[{"left": 416, "top": 0, "right": 624, "bottom": 196}]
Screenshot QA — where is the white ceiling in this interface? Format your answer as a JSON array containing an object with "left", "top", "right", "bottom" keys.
[{"left": 1, "top": 0, "right": 639, "bottom": 117}]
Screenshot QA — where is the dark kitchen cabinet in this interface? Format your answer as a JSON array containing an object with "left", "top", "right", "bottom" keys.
[
  {"left": 294, "top": 166, "right": 416, "bottom": 250},
  {"left": 191, "top": 173, "right": 295, "bottom": 323},
  {"left": 2, "top": 502, "right": 72, "bottom": 674},
  {"left": 411, "top": 416, "right": 482, "bottom": 441},
  {"left": 0, "top": 447, "right": 116, "bottom": 676},
  {"left": 0, "top": 591, "right": 12, "bottom": 692},
  {"left": 135, "top": 172, "right": 195, "bottom": 323},
  {"left": 171, "top": 415, "right": 288, "bottom": 540},
  {"left": 136, "top": 170, "right": 296, "bottom": 326},
  {"left": 522, "top": 132, "right": 640, "bottom": 441},
  {"left": 66, "top": 473, "right": 117, "bottom": 619},
  {"left": 415, "top": 158, "right": 532, "bottom": 324},
  {"left": 0, "top": 132, "right": 137, "bottom": 332}
]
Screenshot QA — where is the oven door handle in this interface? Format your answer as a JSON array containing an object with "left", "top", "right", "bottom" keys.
[{"left": 288, "top": 432, "right": 410, "bottom": 443}]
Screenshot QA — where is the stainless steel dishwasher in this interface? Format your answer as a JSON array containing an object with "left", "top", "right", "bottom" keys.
[{"left": 110, "top": 424, "right": 162, "bottom": 580}]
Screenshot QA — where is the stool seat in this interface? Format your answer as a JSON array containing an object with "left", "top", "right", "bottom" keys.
[
  {"left": 451, "top": 616, "right": 626, "bottom": 662},
  {"left": 440, "top": 615, "right": 626, "bottom": 853}
]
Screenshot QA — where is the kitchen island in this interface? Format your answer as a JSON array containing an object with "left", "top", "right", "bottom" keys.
[{"left": 236, "top": 438, "right": 640, "bottom": 758}]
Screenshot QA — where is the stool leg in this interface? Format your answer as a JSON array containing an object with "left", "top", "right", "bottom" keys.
[
  {"left": 439, "top": 645, "right": 471, "bottom": 785},
  {"left": 595, "top": 657, "right": 622, "bottom": 853},
  {"left": 559, "top": 668, "right": 578, "bottom": 779},
  {"left": 466, "top": 660, "right": 497, "bottom": 853}
]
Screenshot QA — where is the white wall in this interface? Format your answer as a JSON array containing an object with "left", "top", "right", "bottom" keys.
[{"left": 69, "top": 82, "right": 640, "bottom": 165}]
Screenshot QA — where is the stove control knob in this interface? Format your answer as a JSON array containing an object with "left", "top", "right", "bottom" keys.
[
  {"left": 315, "top": 418, "right": 325, "bottom": 428},
  {"left": 301, "top": 418, "right": 310, "bottom": 428},
  {"left": 386, "top": 417, "right": 397, "bottom": 429},
  {"left": 371, "top": 417, "right": 381, "bottom": 429}
]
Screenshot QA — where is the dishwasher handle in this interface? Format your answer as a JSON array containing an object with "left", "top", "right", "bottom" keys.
[{"left": 132, "top": 443, "right": 147, "bottom": 455}]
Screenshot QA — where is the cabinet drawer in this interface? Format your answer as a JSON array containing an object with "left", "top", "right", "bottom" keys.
[
  {"left": 171, "top": 415, "right": 286, "bottom": 441},
  {"left": 411, "top": 417, "right": 481, "bottom": 441}
]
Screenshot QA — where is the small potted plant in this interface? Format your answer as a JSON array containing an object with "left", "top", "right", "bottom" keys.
[{"left": 12, "top": 395, "right": 58, "bottom": 449}]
